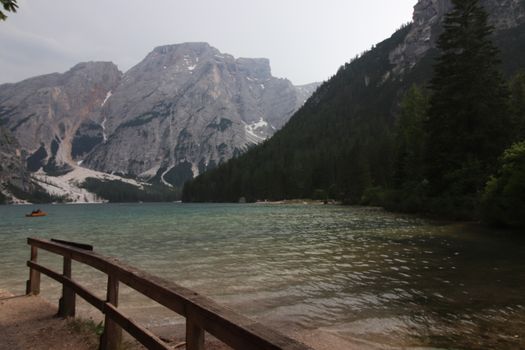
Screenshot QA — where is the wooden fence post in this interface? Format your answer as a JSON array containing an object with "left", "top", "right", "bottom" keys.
[
  {"left": 58, "top": 256, "right": 76, "bottom": 317},
  {"left": 26, "top": 245, "right": 40, "bottom": 295},
  {"left": 100, "top": 274, "right": 122, "bottom": 350},
  {"left": 186, "top": 317, "right": 205, "bottom": 350}
]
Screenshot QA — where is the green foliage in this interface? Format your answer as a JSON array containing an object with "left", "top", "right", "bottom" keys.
[
  {"left": 424, "top": 0, "right": 511, "bottom": 213},
  {"left": 94, "top": 321, "right": 104, "bottom": 336},
  {"left": 394, "top": 85, "right": 429, "bottom": 187},
  {"left": 68, "top": 318, "right": 104, "bottom": 337},
  {"left": 0, "top": 0, "right": 17, "bottom": 21},
  {"left": 481, "top": 141, "right": 525, "bottom": 228},
  {"left": 360, "top": 186, "right": 387, "bottom": 207},
  {"left": 81, "top": 178, "right": 180, "bottom": 203},
  {"left": 6, "top": 182, "right": 66, "bottom": 203},
  {"left": 385, "top": 85, "right": 431, "bottom": 213},
  {"left": 42, "top": 158, "right": 73, "bottom": 176},
  {"left": 183, "top": 25, "right": 414, "bottom": 203},
  {"left": 183, "top": 2, "right": 525, "bottom": 225},
  {"left": 509, "top": 71, "right": 525, "bottom": 141},
  {"left": 312, "top": 189, "right": 328, "bottom": 200},
  {"left": 497, "top": 23, "right": 525, "bottom": 78},
  {"left": 163, "top": 162, "right": 194, "bottom": 187}
]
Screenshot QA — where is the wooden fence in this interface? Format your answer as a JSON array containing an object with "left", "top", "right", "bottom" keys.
[{"left": 26, "top": 237, "right": 312, "bottom": 350}]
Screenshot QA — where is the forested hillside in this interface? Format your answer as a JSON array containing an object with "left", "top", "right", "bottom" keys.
[
  {"left": 183, "top": 14, "right": 525, "bottom": 226},
  {"left": 183, "top": 25, "right": 416, "bottom": 203}
]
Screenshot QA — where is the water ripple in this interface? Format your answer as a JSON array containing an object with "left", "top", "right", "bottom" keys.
[{"left": 1, "top": 203, "right": 524, "bottom": 349}]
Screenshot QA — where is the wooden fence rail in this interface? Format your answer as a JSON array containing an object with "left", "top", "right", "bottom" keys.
[{"left": 26, "top": 237, "right": 312, "bottom": 350}]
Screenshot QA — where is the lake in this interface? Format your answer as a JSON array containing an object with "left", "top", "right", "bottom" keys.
[{"left": 0, "top": 203, "right": 524, "bottom": 349}]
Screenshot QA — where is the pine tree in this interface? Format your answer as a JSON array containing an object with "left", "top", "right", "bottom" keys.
[
  {"left": 509, "top": 71, "right": 525, "bottom": 141},
  {"left": 0, "top": 0, "right": 17, "bottom": 21},
  {"left": 481, "top": 141, "right": 525, "bottom": 228},
  {"left": 394, "top": 85, "right": 428, "bottom": 187},
  {"left": 425, "top": 0, "right": 511, "bottom": 202}
]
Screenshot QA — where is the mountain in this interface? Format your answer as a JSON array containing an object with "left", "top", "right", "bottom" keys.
[
  {"left": 0, "top": 62, "right": 122, "bottom": 174},
  {"left": 0, "top": 43, "right": 318, "bottom": 202},
  {"left": 391, "top": 0, "right": 525, "bottom": 74},
  {"left": 84, "top": 43, "right": 318, "bottom": 186},
  {"left": 0, "top": 127, "right": 25, "bottom": 203},
  {"left": 182, "top": 0, "right": 525, "bottom": 203},
  {"left": 0, "top": 62, "right": 122, "bottom": 202}
]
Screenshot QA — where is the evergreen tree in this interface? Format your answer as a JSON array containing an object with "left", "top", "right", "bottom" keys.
[
  {"left": 344, "top": 140, "right": 372, "bottom": 203},
  {"left": 481, "top": 141, "right": 525, "bottom": 228},
  {"left": 509, "top": 71, "right": 525, "bottom": 141},
  {"left": 0, "top": 0, "right": 17, "bottom": 21},
  {"left": 425, "top": 0, "right": 511, "bottom": 203},
  {"left": 394, "top": 85, "right": 429, "bottom": 187}
]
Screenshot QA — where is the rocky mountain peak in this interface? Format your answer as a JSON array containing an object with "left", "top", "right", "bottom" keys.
[
  {"left": 153, "top": 42, "right": 214, "bottom": 53},
  {"left": 143, "top": 42, "right": 219, "bottom": 70},
  {"left": 84, "top": 43, "right": 319, "bottom": 183},
  {"left": 123, "top": 43, "right": 213, "bottom": 80},
  {"left": 390, "top": 0, "right": 525, "bottom": 74},
  {"left": 0, "top": 42, "right": 318, "bottom": 190},
  {"left": 236, "top": 57, "right": 272, "bottom": 80},
  {"left": 67, "top": 61, "right": 121, "bottom": 75},
  {"left": 0, "top": 61, "right": 122, "bottom": 174}
]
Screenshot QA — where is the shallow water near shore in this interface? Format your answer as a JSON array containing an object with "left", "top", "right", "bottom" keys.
[{"left": 1, "top": 203, "right": 524, "bottom": 349}]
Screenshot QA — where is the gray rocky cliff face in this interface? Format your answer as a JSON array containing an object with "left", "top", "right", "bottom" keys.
[
  {"left": 83, "top": 43, "right": 319, "bottom": 185},
  {"left": 0, "top": 127, "right": 25, "bottom": 196},
  {"left": 0, "top": 62, "right": 122, "bottom": 173},
  {"left": 390, "top": 0, "right": 525, "bottom": 74}
]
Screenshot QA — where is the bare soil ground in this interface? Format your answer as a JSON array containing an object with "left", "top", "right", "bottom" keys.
[
  {"left": 0, "top": 289, "right": 359, "bottom": 350},
  {"left": 0, "top": 289, "right": 229, "bottom": 349},
  {"left": 0, "top": 290, "right": 100, "bottom": 350}
]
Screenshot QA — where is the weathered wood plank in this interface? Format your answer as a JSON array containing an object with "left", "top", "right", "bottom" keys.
[
  {"left": 105, "top": 303, "right": 171, "bottom": 350},
  {"left": 114, "top": 264, "right": 190, "bottom": 316},
  {"left": 28, "top": 238, "right": 109, "bottom": 272},
  {"left": 58, "top": 256, "right": 76, "bottom": 317},
  {"left": 100, "top": 275, "right": 122, "bottom": 350},
  {"left": 185, "top": 300, "right": 282, "bottom": 350},
  {"left": 27, "top": 260, "right": 105, "bottom": 311},
  {"left": 27, "top": 237, "right": 313, "bottom": 350},
  {"left": 26, "top": 245, "right": 40, "bottom": 295},
  {"left": 51, "top": 238, "right": 93, "bottom": 251},
  {"left": 186, "top": 317, "right": 205, "bottom": 350}
]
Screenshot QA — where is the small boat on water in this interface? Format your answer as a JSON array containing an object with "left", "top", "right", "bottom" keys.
[{"left": 26, "top": 209, "right": 47, "bottom": 217}]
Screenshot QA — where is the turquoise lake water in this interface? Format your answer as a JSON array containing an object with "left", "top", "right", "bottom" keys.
[{"left": 0, "top": 203, "right": 524, "bottom": 349}]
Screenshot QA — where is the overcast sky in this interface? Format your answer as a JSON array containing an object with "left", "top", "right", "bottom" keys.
[{"left": 0, "top": 0, "right": 416, "bottom": 85}]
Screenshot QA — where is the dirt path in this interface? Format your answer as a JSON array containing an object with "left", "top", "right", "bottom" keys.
[
  {"left": 0, "top": 290, "right": 99, "bottom": 350},
  {"left": 0, "top": 289, "right": 227, "bottom": 350},
  {"left": 0, "top": 289, "right": 361, "bottom": 350}
]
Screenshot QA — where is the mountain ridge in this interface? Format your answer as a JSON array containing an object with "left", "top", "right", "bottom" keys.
[
  {"left": 391, "top": 0, "right": 525, "bottom": 74},
  {"left": 182, "top": 0, "right": 525, "bottom": 203},
  {"left": 0, "top": 42, "right": 319, "bottom": 202},
  {"left": 83, "top": 42, "right": 318, "bottom": 183}
]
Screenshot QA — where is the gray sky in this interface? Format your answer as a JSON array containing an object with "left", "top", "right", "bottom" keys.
[{"left": 0, "top": 0, "right": 416, "bottom": 85}]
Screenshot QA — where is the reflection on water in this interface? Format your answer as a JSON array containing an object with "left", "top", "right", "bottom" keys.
[{"left": 1, "top": 203, "right": 524, "bottom": 349}]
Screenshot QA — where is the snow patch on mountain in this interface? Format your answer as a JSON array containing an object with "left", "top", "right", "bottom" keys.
[
  {"left": 160, "top": 166, "right": 174, "bottom": 187},
  {"left": 101, "top": 91, "right": 112, "bottom": 107},
  {"left": 101, "top": 117, "right": 108, "bottom": 142},
  {"left": 244, "top": 118, "right": 270, "bottom": 144},
  {"left": 32, "top": 166, "right": 147, "bottom": 203}
]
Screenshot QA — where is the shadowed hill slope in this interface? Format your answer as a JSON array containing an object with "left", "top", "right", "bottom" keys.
[{"left": 183, "top": 20, "right": 525, "bottom": 203}]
